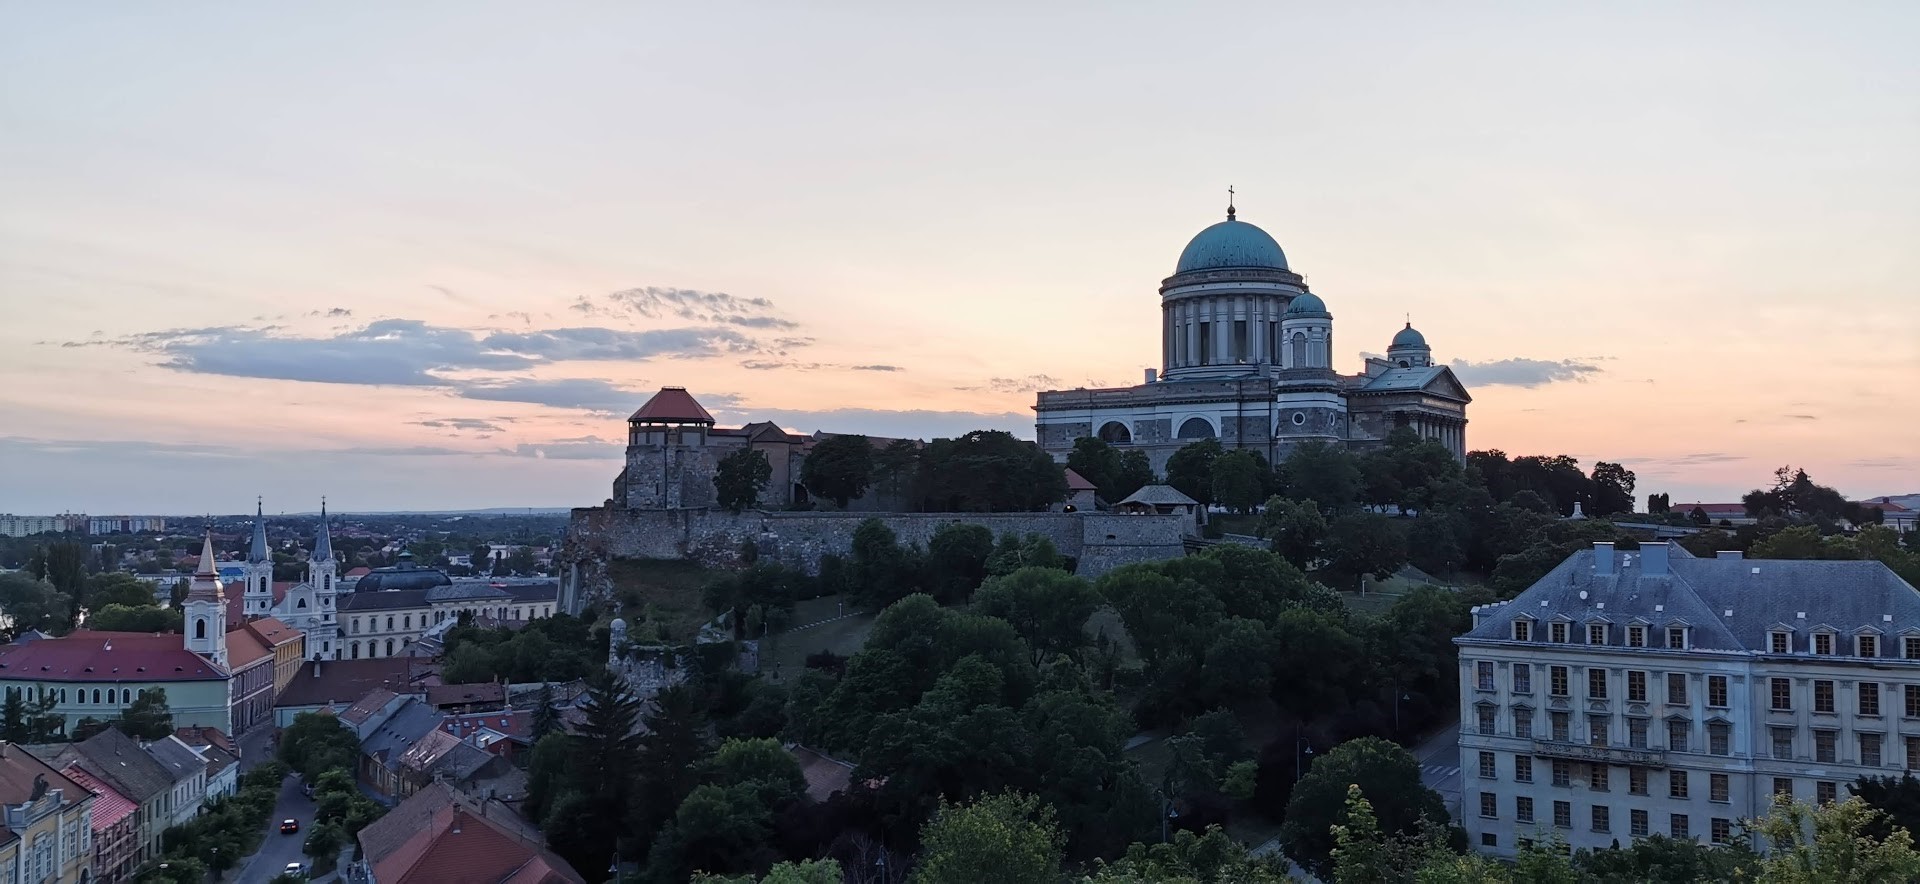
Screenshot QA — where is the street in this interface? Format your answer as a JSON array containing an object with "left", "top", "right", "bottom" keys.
[
  {"left": 233, "top": 770, "right": 319, "bottom": 882},
  {"left": 1413, "top": 720, "right": 1462, "bottom": 821}
]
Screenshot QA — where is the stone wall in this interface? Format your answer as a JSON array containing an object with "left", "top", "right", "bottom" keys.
[{"left": 561, "top": 507, "right": 1186, "bottom": 613}]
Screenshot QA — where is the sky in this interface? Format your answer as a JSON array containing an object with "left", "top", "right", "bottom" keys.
[{"left": 2, "top": 2, "right": 1917, "bottom": 515}]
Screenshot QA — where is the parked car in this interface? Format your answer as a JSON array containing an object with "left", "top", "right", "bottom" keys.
[
  {"left": 283, "top": 861, "right": 308, "bottom": 878},
  {"left": 280, "top": 818, "right": 300, "bottom": 834}
]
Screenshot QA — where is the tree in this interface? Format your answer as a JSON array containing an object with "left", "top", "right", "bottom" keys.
[
  {"left": 711, "top": 737, "right": 807, "bottom": 804},
  {"left": 116, "top": 687, "right": 174, "bottom": 739},
  {"left": 1112, "top": 450, "right": 1156, "bottom": 503},
  {"left": 1851, "top": 773, "right": 1920, "bottom": 843},
  {"left": 304, "top": 821, "right": 345, "bottom": 864},
  {"left": 911, "top": 791, "right": 1064, "bottom": 884},
  {"left": 715, "top": 447, "right": 774, "bottom": 514},
  {"left": 974, "top": 567, "right": 1100, "bottom": 666},
  {"left": 0, "top": 572, "right": 74, "bottom": 637},
  {"left": 1589, "top": 461, "right": 1637, "bottom": 517},
  {"left": 917, "top": 431, "right": 1069, "bottom": 512},
  {"left": 86, "top": 572, "right": 158, "bottom": 609},
  {"left": 1572, "top": 834, "right": 1760, "bottom": 883},
  {"left": 873, "top": 438, "right": 923, "bottom": 502},
  {"left": 1280, "top": 737, "right": 1453, "bottom": 878},
  {"left": 925, "top": 522, "right": 995, "bottom": 603},
  {"left": 1647, "top": 492, "right": 1671, "bottom": 515},
  {"left": 1753, "top": 793, "right": 1920, "bottom": 883},
  {"left": 1322, "top": 513, "right": 1407, "bottom": 589},
  {"left": 849, "top": 519, "right": 915, "bottom": 609},
  {"left": 1278, "top": 441, "right": 1361, "bottom": 512},
  {"left": 985, "top": 533, "right": 1069, "bottom": 577},
  {"left": 1257, "top": 496, "right": 1327, "bottom": 569},
  {"left": 1267, "top": 609, "right": 1365, "bottom": 722},
  {"left": 696, "top": 860, "right": 845, "bottom": 884},
  {"left": 531, "top": 682, "right": 562, "bottom": 741},
  {"left": 169, "top": 577, "right": 190, "bottom": 608},
  {"left": 1082, "top": 826, "right": 1291, "bottom": 883},
  {"left": 87, "top": 603, "right": 183, "bottom": 633},
  {"left": 1164, "top": 439, "right": 1223, "bottom": 505},
  {"left": 803, "top": 434, "right": 875, "bottom": 508},
  {"left": 40, "top": 541, "right": 87, "bottom": 601},
  {"left": 1067, "top": 438, "right": 1124, "bottom": 501},
  {"left": 1210, "top": 450, "right": 1268, "bottom": 514}
]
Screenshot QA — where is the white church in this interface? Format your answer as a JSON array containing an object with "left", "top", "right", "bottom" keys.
[
  {"left": 1034, "top": 200, "right": 1471, "bottom": 472},
  {"left": 235, "top": 500, "right": 340, "bottom": 660}
]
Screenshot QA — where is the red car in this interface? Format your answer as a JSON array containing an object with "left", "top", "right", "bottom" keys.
[{"left": 280, "top": 819, "right": 300, "bottom": 834}]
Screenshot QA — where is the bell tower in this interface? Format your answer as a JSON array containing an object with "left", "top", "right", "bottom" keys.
[
  {"left": 243, "top": 497, "right": 273, "bottom": 617},
  {"left": 183, "top": 531, "right": 228, "bottom": 668},
  {"left": 309, "top": 499, "right": 339, "bottom": 660}
]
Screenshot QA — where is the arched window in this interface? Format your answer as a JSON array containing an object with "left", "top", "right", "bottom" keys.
[
  {"left": 403, "top": 615, "right": 411, "bottom": 630},
  {"left": 385, "top": 639, "right": 395, "bottom": 656},
  {"left": 1097, "top": 421, "right": 1132, "bottom": 444},
  {"left": 1176, "top": 417, "right": 1215, "bottom": 440},
  {"left": 296, "top": 597, "right": 307, "bottom": 610},
  {"left": 92, "top": 689, "right": 101, "bottom": 705},
  {"left": 1291, "top": 332, "right": 1308, "bottom": 368},
  {"left": 350, "top": 641, "right": 360, "bottom": 659},
  {"left": 194, "top": 619, "right": 207, "bottom": 640}
]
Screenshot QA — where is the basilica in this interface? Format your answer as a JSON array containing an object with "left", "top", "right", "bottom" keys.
[{"left": 1034, "top": 203, "right": 1470, "bottom": 472}]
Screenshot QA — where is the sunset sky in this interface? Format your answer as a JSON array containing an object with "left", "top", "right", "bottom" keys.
[{"left": 3, "top": 2, "right": 1916, "bottom": 514}]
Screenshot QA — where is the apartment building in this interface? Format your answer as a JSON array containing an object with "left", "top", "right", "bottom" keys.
[{"left": 1456, "top": 540, "right": 1920, "bottom": 858}]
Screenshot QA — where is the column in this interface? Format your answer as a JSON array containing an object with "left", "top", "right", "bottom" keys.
[
  {"left": 1185, "top": 302, "right": 1198, "bottom": 367},
  {"left": 1213, "top": 299, "right": 1229, "bottom": 365}
]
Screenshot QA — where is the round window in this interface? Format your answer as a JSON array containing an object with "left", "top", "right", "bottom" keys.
[{"left": 1291, "top": 412, "right": 1306, "bottom": 426}]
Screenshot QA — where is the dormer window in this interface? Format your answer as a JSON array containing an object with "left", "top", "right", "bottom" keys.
[
  {"left": 1907, "top": 636, "right": 1920, "bottom": 659},
  {"left": 1813, "top": 632, "right": 1834, "bottom": 656},
  {"left": 1859, "top": 635, "right": 1880, "bottom": 658},
  {"left": 1588, "top": 624, "right": 1608, "bottom": 646},
  {"left": 1627, "top": 625, "right": 1647, "bottom": 648},
  {"left": 1769, "top": 631, "right": 1791, "bottom": 654},
  {"left": 1514, "top": 619, "right": 1533, "bottom": 641},
  {"left": 1667, "top": 626, "right": 1689, "bottom": 650},
  {"left": 1550, "top": 621, "right": 1570, "bottom": 643}
]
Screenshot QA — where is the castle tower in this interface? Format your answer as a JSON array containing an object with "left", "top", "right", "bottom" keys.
[
  {"left": 622, "top": 387, "right": 719, "bottom": 509},
  {"left": 183, "top": 531, "right": 228, "bottom": 668},
  {"left": 309, "top": 499, "right": 339, "bottom": 660},
  {"left": 1274, "top": 292, "right": 1348, "bottom": 454},
  {"left": 1387, "top": 322, "right": 1433, "bottom": 368},
  {"left": 243, "top": 497, "right": 274, "bottom": 617}
]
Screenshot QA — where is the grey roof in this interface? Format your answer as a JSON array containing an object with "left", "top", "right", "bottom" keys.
[
  {"left": 349, "top": 556, "right": 452, "bottom": 593},
  {"left": 1356, "top": 365, "right": 1445, "bottom": 392},
  {"left": 61, "top": 728, "right": 176, "bottom": 802},
  {"left": 1464, "top": 544, "right": 1920, "bottom": 653},
  {"left": 142, "top": 736, "right": 206, "bottom": 784},
  {"left": 501, "top": 583, "right": 558, "bottom": 603},
  {"left": 341, "top": 589, "right": 430, "bottom": 611},
  {"left": 426, "top": 583, "right": 513, "bottom": 603},
  {"left": 359, "top": 698, "right": 447, "bottom": 771},
  {"left": 1118, "top": 485, "right": 1199, "bottom": 507},
  {"left": 429, "top": 740, "right": 496, "bottom": 782}
]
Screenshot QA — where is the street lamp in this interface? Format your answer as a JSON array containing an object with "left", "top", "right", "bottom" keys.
[
  {"left": 1296, "top": 736, "right": 1315, "bottom": 782},
  {"left": 1394, "top": 690, "right": 1412, "bottom": 735}
]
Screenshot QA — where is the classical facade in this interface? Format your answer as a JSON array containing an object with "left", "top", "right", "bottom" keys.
[
  {"left": 0, "top": 745, "right": 95, "bottom": 884},
  {"left": 340, "top": 555, "right": 557, "bottom": 660},
  {"left": 1456, "top": 541, "right": 1920, "bottom": 858},
  {"left": 1033, "top": 204, "right": 1470, "bottom": 473},
  {"left": 238, "top": 500, "right": 340, "bottom": 660}
]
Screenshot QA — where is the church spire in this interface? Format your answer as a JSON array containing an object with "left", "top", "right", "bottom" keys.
[
  {"left": 313, "top": 498, "right": 334, "bottom": 563},
  {"left": 249, "top": 497, "right": 270, "bottom": 564},
  {"left": 195, "top": 530, "right": 218, "bottom": 577}
]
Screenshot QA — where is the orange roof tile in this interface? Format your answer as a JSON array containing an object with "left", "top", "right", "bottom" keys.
[
  {"left": 627, "top": 386, "right": 714, "bottom": 424},
  {"left": 61, "top": 763, "right": 137, "bottom": 829}
]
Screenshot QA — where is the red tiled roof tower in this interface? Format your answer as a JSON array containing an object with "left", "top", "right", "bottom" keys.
[{"left": 627, "top": 386, "right": 715, "bottom": 425}]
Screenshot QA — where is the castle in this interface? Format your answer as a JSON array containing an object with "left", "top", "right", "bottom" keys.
[{"left": 1033, "top": 203, "right": 1471, "bottom": 472}]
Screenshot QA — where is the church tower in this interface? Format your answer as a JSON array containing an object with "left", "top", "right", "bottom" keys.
[
  {"left": 183, "top": 531, "right": 228, "bottom": 668},
  {"left": 309, "top": 500, "right": 339, "bottom": 660},
  {"left": 243, "top": 498, "right": 273, "bottom": 618},
  {"left": 1387, "top": 322, "right": 1433, "bottom": 368},
  {"left": 1274, "top": 291, "right": 1349, "bottom": 457}
]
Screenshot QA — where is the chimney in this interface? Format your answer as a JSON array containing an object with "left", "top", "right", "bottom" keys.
[
  {"left": 1593, "top": 542, "right": 1615, "bottom": 575},
  {"left": 1144, "top": 368, "right": 1158, "bottom": 384},
  {"left": 312, "top": 661, "right": 321, "bottom": 678},
  {"left": 1716, "top": 550, "right": 1744, "bottom": 560},
  {"left": 1642, "top": 542, "right": 1670, "bottom": 576}
]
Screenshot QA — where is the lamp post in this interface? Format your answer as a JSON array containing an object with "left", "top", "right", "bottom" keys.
[
  {"left": 1394, "top": 690, "right": 1411, "bottom": 735},
  {"left": 1160, "top": 796, "right": 1179, "bottom": 843},
  {"left": 1296, "top": 736, "right": 1314, "bottom": 782}
]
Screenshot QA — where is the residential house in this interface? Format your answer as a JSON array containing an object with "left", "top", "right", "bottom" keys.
[
  {"left": 338, "top": 689, "right": 409, "bottom": 740},
  {"left": 351, "top": 782, "right": 584, "bottom": 883},
  {"left": 0, "top": 744, "right": 95, "bottom": 884},
  {"left": 437, "top": 711, "right": 531, "bottom": 762},
  {"left": 425, "top": 683, "right": 504, "bottom": 715},
  {"left": 133, "top": 737, "right": 206, "bottom": 831},
  {"left": 357, "top": 700, "right": 450, "bottom": 800},
  {"left": 273, "top": 658, "right": 434, "bottom": 728},
  {"left": 60, "top": 764, "right": 137, "bottom": 883},
  {"left": 1056, "top": 467, "right": 1099, "bottom": 513},
  {"left": 29, "top": 728, "right": 205, "bottom": 866}
]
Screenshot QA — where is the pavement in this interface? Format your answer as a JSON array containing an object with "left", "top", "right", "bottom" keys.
[
  {"left": 233, "top": 771, "right": 322, "bottom": 882},
  {"left": 1413, "top": 720, "right": 1462, "bottom": 820}
]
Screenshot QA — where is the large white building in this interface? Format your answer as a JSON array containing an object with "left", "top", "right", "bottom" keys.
[
  {"left": 236, "top": 500, "right": 340, "bottom": 661},
  {"left": 1457, "top": 541, "right": 1920, "bottom": 858},
  {"left": 1033, "top": 200, "right": 1470, "bottom": 473}
]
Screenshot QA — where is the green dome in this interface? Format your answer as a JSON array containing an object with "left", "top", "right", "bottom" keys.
[
  {"left": 1285, "top": 292, "right": 1328, "bottom": 315},
  {"left": 1392, "top": 323, "right": 1428, "bottom": 348},
  {"left": 1175, "top": 216, "right": 1289, "bottom": 273}
]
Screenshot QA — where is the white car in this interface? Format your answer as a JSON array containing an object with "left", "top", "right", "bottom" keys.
[{"left": 283, "top": 862, "right": 308, "bottom": 878}]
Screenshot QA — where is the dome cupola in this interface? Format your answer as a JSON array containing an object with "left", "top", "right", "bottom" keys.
[
  {"left": 1387, "top": 322, "right": 1432, "bottom": 368},
  {"left": 1285, "top": 292, "right": 1329, "bottom": 317},
  {"left": 1174, "top": 208, "right": 1289, "bottom": 273}
]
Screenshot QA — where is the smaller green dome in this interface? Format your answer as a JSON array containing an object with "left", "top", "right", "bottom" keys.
[
  {"left": 1391, "top": 323, "right": 1428, "bottom": 349},
  {"left": 1285, "top": 292, "right": 1328, "bottom": 315}
]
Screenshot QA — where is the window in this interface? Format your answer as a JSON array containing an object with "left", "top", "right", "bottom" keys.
[
  {"left": 1590, "top": 763, "right": 1609, "bottom": 792},
  {"left": 1477, "top": 661, "right": 1494, "bottom": 691},
  {"left": 1669, "top": 770, "right": 1689, "bottom": 799},
  {"left": 1906, "top": 685, "right": 1920, "bottom": 718},
  {"left": 1670, "top": 814, "right": 1690, "bottom": 839},
  {"left": 1710, "top": 773, "right": 1730, "bottom": 803},
  {"left": 1591, "top": 805, "right": 1611, "bottom": 833},
  {"left": 1861, "top": 635, "right": 1880, "bottom": 658},
  {"left": 1629, "top": 718, "right": 1649, "bottom": 749},
  {"left": 1668, "top": 627, "right": 1688, "bottom": 649},
  {"left": 1554, "top": 800, "right": 1572, "bottom": 828},
  {"left": 1709, "top": 722, "right": 1731, "bottom": 756},
  {"left": 1772, "top": 678, "right": 1793, "bottom": 711},
  {"left": 1627, "top": 670, "right": 1648, "bottom": 703},
  {"left": 1814, "top": 632, "right": 1834, "bottom": 655},
  {"left": 403, "top": 614, "right": 411, "bottom": 629},
  {"left": 1712, "top": 818, "right": 1732, "bottom": 844},
  {"left": 1630, "top": 809, "right": 1649, "bottom": 837},
  {"left": 1588, "top": 668, "right": 1609, "bottom": 700},
  {"left": 1668, "top": 720, "right": 1690, "bottom": 753},
  {"left": 1770, "top": 631, "right": 1791, "bottom": 653},
  {"left": 1513, "top": 664, "right": 1533, "bottom": 693},
  {"left": 1478, "top": 706, "right": 1496, "bottom": 734},
  {"left": 352, "top": 617, "right": 361, "bottom": 635},
  {"left": 1628, "top": 625, "right": 1647, "bottom": 648},
  {"left": 1515, "top": 756, "right": 1533, "bottom": 783},
  {"left": 1551, "top": 621, "right": 1569, "bottom": 643},
  {"left": 1479, "top": 751, "right": 1496, "bottom": 779},
  {"left": 1863, "top": 733, "right": 1883, "bottom": 767},
  {"left": 1515, "top": 708, "right": 1534, "bottom": 738},
  {"left": 1516, "top": 796, "right": 1535, "bottom": 824},
  {"left": 385, "top": 615, "right": 394, "bottom": 631},
  {"left": 1774, "top": 777, "right": 1794, "bottom": 797},
  {"left": 1909, "top": 737, "right": 1920, "bottom": 770},
  {"left": 1707, "top": 676, "right": 1728, "bottom": 708},
  {"left": 1481, "top": 833, "right": 1497, "bottom": 848},
  {"left": 1815, "top": 680, "right": 1836, "bottom": 713},
  {"left": 1589, "top": 718, "right": 1608, "bottom": 746},
  {"left": 1552, "top": 759, "right": 1572, "bottom": 787},
  {"left": 1772, "top": 727, "right": 1794, "bottom": 760},
  {"left": 1480, "top": 792, "right": 1497, "bottom": 818},
  {"left": 1513, "top": 619, "right": 1532, "bottom": 641},
  {"left": 1815, "top": 730, "right": 1837, "bottom": 764},
  {"left": 1862, "top": 682, "right": 1882, "bottom": 716},
  {"left": 1550, "top": 666, "right": 1570, "bottom": 697},
  {"left": 1906, "top": 636, "right": 1920, "bottom": 659},
  {"left": 1817, "top": 781, "right": 1838, "bottom": 804},
  {"left": 1668, "top": 673, "right": 1688, "bottom": 705},
  {"left": 1551, "top": 712, "right": 1570, "bottom": 741},
  {"left": 1589, "top": 623, "right": 1607, "bottom": 645}
]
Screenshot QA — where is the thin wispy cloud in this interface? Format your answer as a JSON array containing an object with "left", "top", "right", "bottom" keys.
[
  {"left": 955, "top": 375, "right": 1064, "bottom": 394},
  {"left": 603, "top": 286, "right": 799, "bottom": 330},
  {"left": 1448, "top": 357, "right": 1602, "bottom": 388}
]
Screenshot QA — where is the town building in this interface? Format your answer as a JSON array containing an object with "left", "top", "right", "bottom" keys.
[
  {"left": 0, "top": 743, "right": 96, "bottom": 884},
  {"left": 272, "top": 657, "right": 434, "bottom": 728},
  {"left": 340, "top": 556, "right": 558, "bottom": 660},
  {"left": 0, "top": 514, "right": 87, "bottom": 538},
  {"left": 28, "top": 728, "right": 202, "bottom": 871},
  {"left": 1032, "top": 203, "right": 1470, "bottom": 473},
  {"left": 225, "top": 617, "right": 303, "bottom": 736},
  {"left": 237, "top": 500, "right": 340, "bottom": 661},
  {"left": 350, "top": 782, "right": 584, "bottom": 884},
  {"left": 1456, "top": 541, "right": 1920, "bottom": 858},
  {"left": 85, "top": 517, "right": 168, "bottom": 536},
  {"left": 59, "top": 764, "right": 137, "bottom": 883}
]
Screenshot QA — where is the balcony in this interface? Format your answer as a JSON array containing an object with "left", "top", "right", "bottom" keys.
[{"left": 1532, "top": 740, "right": 1668, "bottom": 767}]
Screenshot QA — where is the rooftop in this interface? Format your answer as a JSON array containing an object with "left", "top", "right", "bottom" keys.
[
  {"left": 60, "top": 763, "right": 137, "bottom": 830},
  {"left": 427, "top": 683, "right": 505, "bottom": 708},
  {"left": 628, "top": 386, "right": 715, "bottom": 425},
  {"left": 358, "top": 783, "right": 584, "bottom": 884},
  {"left": 0, "top": 631, "right": 227, "bottom": 683},
  {"left": 276, "top": 658, "right": 433, "bottom": 710}
]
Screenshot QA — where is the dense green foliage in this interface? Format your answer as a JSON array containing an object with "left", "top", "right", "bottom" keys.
[
  {"left": 715, "top": 446, "right": 775, "bottom": 513},
  {"left": 154, "top": 761, "right": 289, "bottom": 879},
  {"left": 802, "top": 434, "right": 876, "bottom": 508},
  {"left": 438, "top": 613, "right": 599, "bottom": 683}
]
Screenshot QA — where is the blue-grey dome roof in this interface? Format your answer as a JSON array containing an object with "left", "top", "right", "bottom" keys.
[
  {"left": 1175, "top": 217, "right": 1288, "bottom": 273},
  {"left": 1391, "top": 323, "right": 1428, "bottom": 348},
  {"left": 1285, "top": 292, "right": 1328, "bottom": 315}
]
